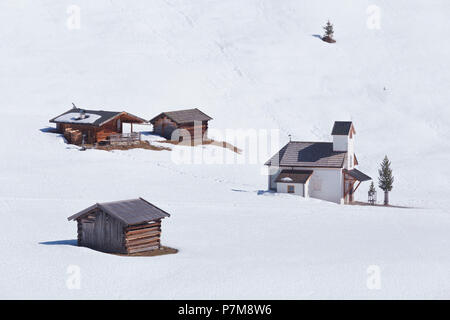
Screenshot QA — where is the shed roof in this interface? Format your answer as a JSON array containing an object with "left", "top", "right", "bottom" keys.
[
  {"left": 331, "top": 121, "right": 354, "bottom": 135},
  {"left": 68, "top": 198, "right": 170, "bottom": 226},
  {"left": 275, "top": 170, "right": 313, "bottom": 184},
  {"left": 50, "top": 107, "right": 146, "bottom": 127},
  {"left": 150, "top": 108, "right": 212, "bottom": 125},
  {"left": 265, "top": 141, "right": 346, "bottom": 168},
  {"left": 344, "top": 168, "right": 372, "bottom": 181}
]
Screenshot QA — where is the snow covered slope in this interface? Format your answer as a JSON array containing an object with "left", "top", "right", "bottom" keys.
[{"left": 0, "top": 0, "right": 449, "bottom": 299}]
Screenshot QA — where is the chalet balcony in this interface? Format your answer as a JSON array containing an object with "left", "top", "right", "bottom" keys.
[{"left": 108, "top": 132, "right": 141, "bottom": 145}]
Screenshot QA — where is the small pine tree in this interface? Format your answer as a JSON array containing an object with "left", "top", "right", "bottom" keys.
[
  {"left": 368, "top": 181, "right": 376, "bottom": 195},
  {"left": 368, "top": 181, "right": 376, "bottom": 204},
  {"left": 378, "top": 155, "right": 394, "bottom": 205},
  {"left": 323, "top": 20, "right": 334, "bottom": 40}
]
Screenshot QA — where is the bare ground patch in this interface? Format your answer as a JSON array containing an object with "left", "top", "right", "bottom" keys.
[
  {"left": 114, "top": 246, "right": 178, "bottom": 257},
  {"left": 156, "top": 139, "right": 241, "bottom": 154},
  {"left": 88, "top": 140, "right": 171, "bottom": 152}
]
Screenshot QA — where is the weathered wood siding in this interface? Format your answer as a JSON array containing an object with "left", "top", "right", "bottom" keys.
[
  {"left": 153, "top": 116, "right": 209, "bottom": 141},
  {"left": 57, "top": 115, "right": 135, "bottom": 144},
  {"left": 124, "top": 220, "right": 162, "bottom": 254},
  {"left": 153, "top": 116, "right": 178, "bottom": 139},
  {"left": 77, "top": 209, "right": 126, "bottom": 253}
]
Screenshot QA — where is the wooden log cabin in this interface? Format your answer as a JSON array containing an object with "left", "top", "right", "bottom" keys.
[
  {"left": 149, "top": 108, "right": 212, "bottom": 142},
  {"left": 50, "top": 107, "right": 147, "bottom": 145},
  {"left": 67, "top": 198, "right": 170, "bottom": 254}
]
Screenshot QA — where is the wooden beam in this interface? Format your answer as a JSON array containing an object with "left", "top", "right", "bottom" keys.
[{"left": 353, "top": 181, "right": 362, "bottom": 193}]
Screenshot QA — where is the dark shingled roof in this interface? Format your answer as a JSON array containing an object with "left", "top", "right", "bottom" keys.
[
  {"left": 345, "top": 168, "right": 372, "bottom": 181},
  {"left": 331, "top": 121, "right": 353, "bottom": 135},
  {"left": 50, "top": 107, "right": 146, "bottom": 127},
  {"left": 265, "top": 142, "right": 346, "bottom": 168},
  {"left": 68, "top": 198, "right": 170, "bottom": 226},
  {"left": 275, "top": 170, "right": 313, "bottom": 184},
  {"left": 150, "top": 108, "right": 212, "bottom": 125}
]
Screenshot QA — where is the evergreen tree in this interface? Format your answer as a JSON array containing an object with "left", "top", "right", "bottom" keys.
[
  {"left": 368, "top": 181, "right": 376, "bottom": 204},
  {"left": 323, "top": 20, "right": 334, "bottom": 40},
  {"left": 378, "top": 155, "right": 394, "bottom": 205},
  {"left": 368, "top": 181, "right": 376, "bottom": 195}
]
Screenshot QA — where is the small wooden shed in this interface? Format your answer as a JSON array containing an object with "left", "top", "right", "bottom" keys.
[
  {"left": 67, "top": 198, "right": 170, "bottom": 254},
  {"left": 149, "top": 108, "right": 212, "bottom": 142}
]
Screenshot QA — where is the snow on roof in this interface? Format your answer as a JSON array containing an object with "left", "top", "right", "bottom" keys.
[
  {"left": 53, "top": 112, "right": 102, "bottom": 125},
  {"left": 276, "top": 170, "right": 313, "bottom": 184},
  {"left": 50, "top": 108, "right": 123, "bottom": 126}
]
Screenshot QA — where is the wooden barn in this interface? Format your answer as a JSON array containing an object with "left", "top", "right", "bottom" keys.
[
  {"left": 149, "top": 108, "right": 212, "bottom": 142},
  {"left": 67, "top": 198, "right": 170, "bottom": 254},
  {"left": 50, "top": 106, "right": 147, "bottom": 145}
]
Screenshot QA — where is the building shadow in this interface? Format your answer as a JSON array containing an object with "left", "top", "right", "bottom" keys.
[
  {"left": 257, "top": 190, "right": 275, "bottom": 196},
  {"left": 39, "top": 126, "right": 59, "bottom": 133},
  {"left": 39, "top": 239, "right": 78, "bottom": 246}
]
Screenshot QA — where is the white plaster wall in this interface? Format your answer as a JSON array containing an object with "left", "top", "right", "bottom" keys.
[
  {"left": 268, "top": 166, "right": 281, "bottom": 190},
  {"left": 332, "top": 135, "right": 348, "bottom": 152},
  {"left": 268, "top": 166, "right": 343, "bottom": 204},
  {"left": 276, "top": 182, "right": 304, "bottom": 196},
  {"left": 347, "top": 136, "right": 354, "bottom": 169},
  {"left": 307, "top": 168, "right": 343, "bottom": 204}
]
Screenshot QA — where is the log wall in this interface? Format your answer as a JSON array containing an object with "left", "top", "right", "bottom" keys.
[
  {"left": 124, "top": 221, "right": 162, "bottom": 254},
  {"left": 153, "top": 116, "right": 209, "bottom": 141}
]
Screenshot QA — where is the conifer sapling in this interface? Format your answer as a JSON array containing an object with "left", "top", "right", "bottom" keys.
[
  {"left": 378, "top": 155, "right": 394, "bottom": 205},
  {"left": 322, "top": 20, "right": 335, "bottom": 43}
]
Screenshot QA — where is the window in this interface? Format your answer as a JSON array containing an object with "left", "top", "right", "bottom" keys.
[{"left": 287, "top": 185, "right": 295, "bottom": 193}]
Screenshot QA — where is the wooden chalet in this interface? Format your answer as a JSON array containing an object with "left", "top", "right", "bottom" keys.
[
  {"left": 149, "top": 108, "right": 212, "bottom": 142},
  {"left": 68, "top": 198, "right": 170, "bottom": 254},
  {"left": 50, "top": 106, "right": 147, "bottom": 145}
]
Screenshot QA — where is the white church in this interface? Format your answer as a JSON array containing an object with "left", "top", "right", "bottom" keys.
[{"left": 265, "top": 121, "right": 371, "bottom": 204}]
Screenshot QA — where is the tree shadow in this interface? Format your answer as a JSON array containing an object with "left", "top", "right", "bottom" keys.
[
  {"left": 312, "top": 34, "right": 322, "bottom": 40},
  {"left": 231, "top": 189, "right": 249, "bottom": 193},
  {"left": 39, "top": 239, "right": 78, "bottom": 246}
]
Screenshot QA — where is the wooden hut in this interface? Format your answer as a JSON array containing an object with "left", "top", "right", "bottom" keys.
[
  {"left": 50, "top": 106, "right": 147, "bottom": 145},
  {"left": 149, "top": 108, "right": 212, "bottom": 142},
  {"left": 67, "top": 198, "right": 170, "bottom": 254}
]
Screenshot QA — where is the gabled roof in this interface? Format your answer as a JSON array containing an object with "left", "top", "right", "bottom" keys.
[
  {"left": 149, "top": 108, "right": 212, "bottom": 125},
  {"left": 50, "top": 107, "right": 146, "bottom": 127},
  {"left": 344, "top": 168, "right": 371, "bottom": 181},
  {"left": 67, "top": 198, "right": 170, "bottom": 226},
  {"left": 265, "top": 142, "right": 346, "bottom": 168},
  {"left": 275, "top": 170, "right": 313, "bottom": 184},
  {"left": 331, "top": 121, "right": 355, "bottom": 135}
]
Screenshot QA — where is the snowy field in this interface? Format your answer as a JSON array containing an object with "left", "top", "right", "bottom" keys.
[{"left": 0, "top": 0, "right": 449, "bottom": 299}]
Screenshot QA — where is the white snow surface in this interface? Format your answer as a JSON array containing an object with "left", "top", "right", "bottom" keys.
[
  {"left": 0, "top": 0, "right": 449, "bottom": 299},
  {"left": 53, "top": 112, "right": 102, "bottom": 124}
]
